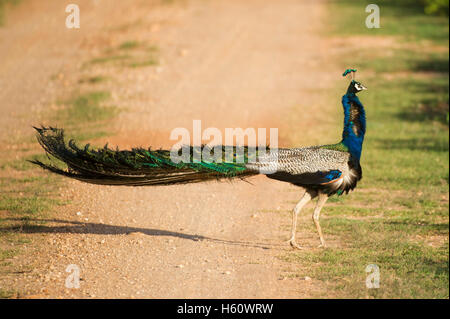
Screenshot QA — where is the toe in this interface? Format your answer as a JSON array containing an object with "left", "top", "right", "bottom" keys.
[{"left": 289, "top": 240, "right": 303, "bottom": 250}]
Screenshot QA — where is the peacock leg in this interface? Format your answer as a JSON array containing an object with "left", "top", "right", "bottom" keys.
[
  {"left": 312, "top": 192, "right": 329, "bottom": 248},
  {"left": 289, "top": 191, "right": 313, "bottom": 249}
]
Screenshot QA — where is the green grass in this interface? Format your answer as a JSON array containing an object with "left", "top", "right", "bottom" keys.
[
  {"left": 283, "top": 0, "right": 449, "bottom": 298},
  {"left": 50, "top": 91, "right": 119, "bottom": 143},
  {"left": 0, "top": 0, "right": 21, "bottom": 26},
  {"left": 57, "top": 91, "right": 118, "bottom": 124},
  {"left": 0, "top": 89, "right": 119, "bottom": 297},
  {"left": 285, "top": 238, "right": 448, "bottom": 298},
  {"left": 90, "top": 55, "right": 131, "bottom": 65},
  {"left": 341, "top": 49, "right": 449, "bottom": 74},
  {"left": 118, "top": 40, "right": 140, "bottom": 50},
  {"left": 78, "top": 76, "right": 108, "bottom": 84},
  {"left": 128, "top": 58, "right": 158, "bottom": 68},
  {"left": 329, "top": 0, "right": 449, "bottom": 45},
  {"left": 0, "top": 89, "right": 115, "bottom": 296},
  {"left": 0, "top": 289, "right": 16, "bottom": 299},
  {"left": 0, "top": 248, "right": 18, "bottom": 260},
  {"left": 0, "top": 5, "right": 125, "bottom": 296},
  {"left": 0, "top": 167, "right": 66, "bottom": 297},
  {"left": 87, "top": 41, "right": 159, "bottom": 68},
  {"left": 361, "top": 76, "right": 449, "bottom": 190},
  {"left": 0, "top": 173, "right": 65, "bottom": 220},
  {"left": 0, "top": 195, "right": 65, "bottom": 216},
  {"left": 42, "top": 91, "right": 115, "bottom": 138}
]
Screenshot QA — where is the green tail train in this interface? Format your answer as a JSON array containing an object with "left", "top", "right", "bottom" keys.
[{"left": 30, "top": 127, "right": 260, "bottom": 186}]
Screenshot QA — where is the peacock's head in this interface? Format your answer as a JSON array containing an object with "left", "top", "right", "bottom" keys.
[
  {"left": 342, "top": 69, "right": 367, "bottom": 94},
  {"left": 347, "top": 80, "right": 367, "bottom": 94}
]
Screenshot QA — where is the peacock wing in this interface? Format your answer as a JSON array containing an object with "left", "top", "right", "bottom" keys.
[{"left": 247, "top": 146, "right": 350, "bottom": 186}]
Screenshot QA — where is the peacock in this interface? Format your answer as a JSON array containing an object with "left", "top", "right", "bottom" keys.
[{"left": 31, "top": 69, "right": 367, "bottom": 249}]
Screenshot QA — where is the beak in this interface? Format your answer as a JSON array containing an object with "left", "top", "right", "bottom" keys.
[{"left": 361, "top": 85, "right": 367, "bottom": 90}]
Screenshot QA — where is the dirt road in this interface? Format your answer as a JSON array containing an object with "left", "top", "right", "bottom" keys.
[{"left": 1, "top": 0, "right": 340, "bottom": 298}]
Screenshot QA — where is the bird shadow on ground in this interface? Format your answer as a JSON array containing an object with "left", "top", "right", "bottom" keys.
[{"left": 1, "top": 218, "right": 278, "bottom": 250}]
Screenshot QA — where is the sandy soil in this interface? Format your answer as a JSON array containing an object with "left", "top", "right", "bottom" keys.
[{"left": 0, "top": 0, "right": 341, "bottom": 298}]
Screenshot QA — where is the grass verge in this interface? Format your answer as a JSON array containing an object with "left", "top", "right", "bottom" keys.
[
  {"left": 282, "top": 0, "right": 449, "bottom": 298},
  {"left": 0, "top": 88, "right": 119, "bottom": 298}
]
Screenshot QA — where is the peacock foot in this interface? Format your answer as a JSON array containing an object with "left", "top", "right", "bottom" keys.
[{"left": 289, "top": 240, "right": 303, "bottom": 250}]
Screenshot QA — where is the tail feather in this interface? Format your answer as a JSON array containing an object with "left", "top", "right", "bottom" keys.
[{"left": 30, "top": 127, "right": 259, "bottom": 186}]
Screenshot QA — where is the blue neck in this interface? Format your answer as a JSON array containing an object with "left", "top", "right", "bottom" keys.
[{"left": 341, "top": 92, "right": 366, "bottom": 162}]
